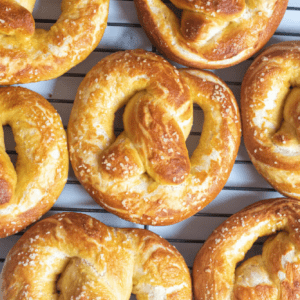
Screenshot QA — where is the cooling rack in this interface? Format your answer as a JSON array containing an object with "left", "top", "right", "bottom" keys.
[{"left": 0, "top": 0, "right": 299, "bottom": 298}]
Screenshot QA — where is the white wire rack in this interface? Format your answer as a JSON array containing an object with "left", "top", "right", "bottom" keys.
[{"left": 0, "top": 0, "right": 300, "bottom": 298}]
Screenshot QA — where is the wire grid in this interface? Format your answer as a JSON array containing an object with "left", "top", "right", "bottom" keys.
[{"left": 0, "top": 0, "right": 299, "bottom": 292}]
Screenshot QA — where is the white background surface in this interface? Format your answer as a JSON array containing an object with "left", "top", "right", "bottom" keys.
[{"left": 0, "top": 0, "right": 300, "bottom": 298}]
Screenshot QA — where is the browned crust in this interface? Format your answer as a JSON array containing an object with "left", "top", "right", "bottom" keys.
[
  {"left": 134, "top": 0, "right": 288, "bottom": 69},
  {"left": 0, "top": 0, "right": 109, "bottom": 84},
  {"left": 0, "top": 0, "right": 35, "bottom": 36},
  {"left": 68, "top": 49, "right": 241, "bottom": 225},
  {"left": 2, "top": 212, "right": 192, "bottom": 299},
  {"left": 193, "top": 198, "right": 300, "bottom": 300},
  {"left": 0, "top": 87, "right": 69, "bottom": 238},
  {"left": 241, "top": 41, "right": 300, "bottom": 199}
]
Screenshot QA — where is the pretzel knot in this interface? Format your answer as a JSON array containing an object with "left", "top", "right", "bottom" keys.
[
  {"left": 68, "top": 49, "right": 241, "bottom": 225},
  {"left": 0, "top": 87, "right": 68, "bottom": 238},
  {"left": 241, "top": 41, "right": 300, "bottom": 199},
  {"left": 134, "top": 0, "right": 288, "bottom": 69},
  {"left": 1, "top": 212, "right": 192, "bottom": 299},
  {"left": 193, "top": 198, "right": 300, "bottom": 300},
  {"left": 0, "top": 0, "right": 109, "bottom": 84}
]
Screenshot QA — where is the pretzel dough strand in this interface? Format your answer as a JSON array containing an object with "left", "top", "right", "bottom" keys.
[
  {"left": 193, "top": 198, "right": 300, "bottom": 300},
  {"left": 0, "top": 0, "right": 109, "bottom": 84},
  {"left": 241, "top": 41, "right": 300, "bottom": 199},
  {"left": 0, "top": 87, "right": 68, "bottom": 238},
  {"left": 68, "top": 49, "right": 241, "bottom": 225},
  {"left": 134, "top": 0, "right": 288, "bottom": 68},
  {"left": 1, "top": 212, "right": 192, "bottom": 299}
]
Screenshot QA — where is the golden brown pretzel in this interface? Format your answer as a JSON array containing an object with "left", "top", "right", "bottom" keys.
[
  {"left": 1, "top": 212, "right": 192, "bottom": 299},
  {"left": 68, "top": 49, "right": 241, "bottom": 225},
  {"left": 241, "top": 41, "right": 300, "bottom": 199},
  {"left": 0, "top": 87, "right": 68, "bottom": 238},
  {"left": 193, "top": 198, "right": 300, "bottom": 300},
  {"left": 0, "top": 0, "right": 109, "bottom": 84},
  {"left": 134, "top": 0, "right": 288, "bottom": 69}
]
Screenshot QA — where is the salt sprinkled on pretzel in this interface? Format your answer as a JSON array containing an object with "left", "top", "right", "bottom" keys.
[
  {"left": 193, "top": 198, "right": 300, "bottom": 300},
  {"left": 241, "top": 41, "right": 300, "bottom": 199},
  {"left": 68, "top": 49, "right": 241, "bottom": 225},
  {"left": 0, "top": 87, "right": 68, "bottom": 238},
  {"left": 1, "top": 212, "right": 192, "bottom": 299},
  {"left": 0, "top": 0, "right": 109, "bottom": 84},
  {"left": 134, "top": 0, "right": 288, "bottom": 69}
]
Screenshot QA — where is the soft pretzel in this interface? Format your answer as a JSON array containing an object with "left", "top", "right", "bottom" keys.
[
  {"left": 0, "top": 0, "right": 109, "bottom": 84},
  {"left": 134, "top": 0, "right": 288, "bottom": 69},
  {"left": 193, "top": 198, "right": 300, "bottom": 300},
  {"left": 68, "top": 49, "right": 241, "bottom": 225},
  {"left": 1, "top": 212, "right": 192, "bottom": 299},
  {"left": 241, "top": 41, "right": 300, "bottom": 199},
  {"left": 0, "top": 87, "right": 68, "bottom": 238}
]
